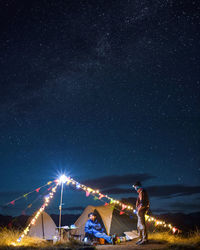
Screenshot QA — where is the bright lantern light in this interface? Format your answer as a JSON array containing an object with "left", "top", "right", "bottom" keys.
[{"left": 59, "top": 174, "right": 68, "bottom": 184}]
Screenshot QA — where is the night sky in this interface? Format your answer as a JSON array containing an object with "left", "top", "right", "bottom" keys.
[{"left": 0, "top": 0, "right": 199, "bottom": 216}]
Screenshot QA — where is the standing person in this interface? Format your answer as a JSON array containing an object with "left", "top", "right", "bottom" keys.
[
  {"left": 133, "top": 181, "right": 150, "bottom": 245},
  {"left": 85, "top": 212, "right": 113, "bottom": 244}
]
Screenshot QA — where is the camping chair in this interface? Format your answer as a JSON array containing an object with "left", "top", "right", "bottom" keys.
[
  {"left": 71, "top": 234, "right": 82, "bottom": 241},
  {"left": 84, "top": 233, "right": 106, "bottom": 245},
  {"left": 84, "top": 232, "right": 99, "bottom": 245}
]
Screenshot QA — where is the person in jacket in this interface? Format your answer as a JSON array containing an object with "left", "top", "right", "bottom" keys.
[
  {"left": 85, "top": 212, "right": 113, "bottom": 244},
  {"left": 133, "top": 181, "right": 149, "bottom": 245}
]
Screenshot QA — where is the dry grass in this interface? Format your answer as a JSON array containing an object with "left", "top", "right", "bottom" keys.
[
  {"left": 0, "top": 228, "right": 200, "bottom": 249},
  {"left": 0, "top": 227, "right": 49, "bottom": 247},
  {"left": 149, "top": 230, "right": 200, "bottom": 249},
  {"left": 0, "top": 227, "right": 90, "bottom": 249}
]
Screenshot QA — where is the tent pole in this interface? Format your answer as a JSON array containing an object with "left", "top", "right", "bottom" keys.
[
  {"left": 41, "top": 212, "right": 45, "bottom": 239},
  {"left": 59, "top": 182, "right": 64, "bottom": 240}
]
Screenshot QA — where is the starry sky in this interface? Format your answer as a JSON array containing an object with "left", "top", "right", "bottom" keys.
[{"left": 0, "top": 0, "right": 199, "bottom": 216}]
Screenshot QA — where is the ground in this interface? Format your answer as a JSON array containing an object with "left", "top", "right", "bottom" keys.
[{"left": 96, "top": 239, "right": 167, "bottom": 250}]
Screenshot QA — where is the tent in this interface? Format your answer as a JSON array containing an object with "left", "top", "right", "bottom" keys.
[
  {"left": 28, "top": 211, "right": 58, "bottom": 240},
  {"left": 72, "top": 205, "right": 137, "bottom": 240}
]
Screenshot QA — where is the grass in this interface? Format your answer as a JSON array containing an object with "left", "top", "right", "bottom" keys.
[
  {"left": 0, "top": 227, "right": 94, "bottom": 249},
  {"left": 149, "top": 230, "right": 200, "bottom": 249},
  {"left": 0, "top": 227, "right": 50, "bottom": 248},
  {"left": 0, "top": 228, "right": 199, "bottom": 249}
]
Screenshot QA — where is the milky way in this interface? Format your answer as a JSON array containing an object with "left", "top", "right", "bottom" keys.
[{"left": 0, "top": 0, "right": 199, "bottom": 215}]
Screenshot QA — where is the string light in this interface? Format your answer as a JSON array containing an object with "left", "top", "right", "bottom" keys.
[
  {"left": 5, "top": 181, "right": 53, "bottom": 207},
  {"left": 13, "top": 175, "right": 179, "bottom": 246},
  {"left": 64, "top": 176, "right": 179, "bottom": 233},
  {"left": 58, "top": 175, "right": 68, "bottom": 184},
  {"left": 15, "top": 184, "right": 58, "bottom": 244}
]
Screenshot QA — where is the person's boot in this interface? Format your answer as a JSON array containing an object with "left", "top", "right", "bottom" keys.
[
  {"left": 142, "top": 228, "right": 148, "bottom": 243},
  {"left": 137, "top": 229, "right": 148, "bottom": 245},
  {"left": 137, "top": 240, "right": 148, "bottom": 245},
  {"left": 111, "top": 234, "right": 116, "bottom": 245},
  {"left": 136, "top": 230, "right": 142, "bottom": 245},
  {"left": 136, "top": 239, "right": 142, "bottom": 245}
]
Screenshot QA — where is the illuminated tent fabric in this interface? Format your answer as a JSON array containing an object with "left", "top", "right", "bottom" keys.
[
  {"left": 72, "top": 205, "right": 137, "bottom": 240},
  {"left": 28, "top": 211, "right": 58, "bottom": 240}
]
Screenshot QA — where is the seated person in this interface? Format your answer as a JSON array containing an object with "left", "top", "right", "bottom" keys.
[{"left": 85, "top": 212, "right": 112, "bottom": 244}]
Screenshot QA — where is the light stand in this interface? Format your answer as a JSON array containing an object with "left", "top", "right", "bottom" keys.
[{"left": 58, "top": 175, "right": 67, "bottom": 240}]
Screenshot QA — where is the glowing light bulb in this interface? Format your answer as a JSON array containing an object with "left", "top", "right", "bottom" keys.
[
  {"left": 172, "top": 227, "right": 177, "bottom": 233},
  {"left": 59, "top": 175, "right": 68, "bottom": 184}
]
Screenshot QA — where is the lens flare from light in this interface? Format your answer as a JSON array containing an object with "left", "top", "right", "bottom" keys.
[{"left": 59, "top": 174, "right": 68, "bottom": 184}]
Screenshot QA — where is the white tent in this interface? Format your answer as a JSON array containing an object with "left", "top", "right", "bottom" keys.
[
  {"left": 72, "top": 205, "right": 137, "bottom": 240},
  {"left": 29, "top": 211, "right": 58, "bottom": 240}
]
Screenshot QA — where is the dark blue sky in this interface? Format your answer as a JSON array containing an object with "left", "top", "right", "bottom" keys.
[{"left": 0, "top": 0, "right": 199, "bottom": 216}]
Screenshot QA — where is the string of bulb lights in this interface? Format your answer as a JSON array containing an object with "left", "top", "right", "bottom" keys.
[
  {"left": 14, "top": 184, "right": 58, "bottom": 244},
  {"left": 12, "top": 174, "right": 179, "bottom": 245},
  {"left": 62, "top": 175, "right": 179, "bottom": 234}
]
